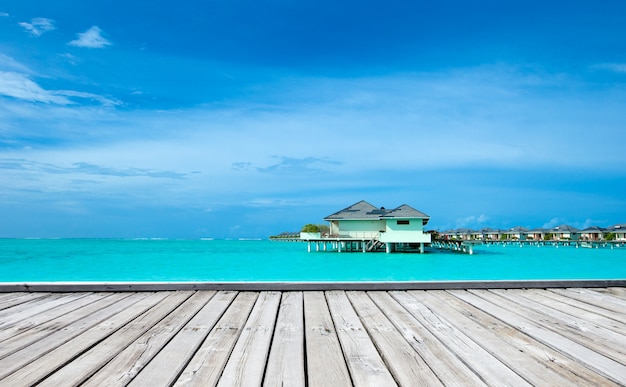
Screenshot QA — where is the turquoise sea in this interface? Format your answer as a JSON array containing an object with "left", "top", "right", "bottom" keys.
[{"left": 1, "top": 239, "right": 625, "bottom": 282}]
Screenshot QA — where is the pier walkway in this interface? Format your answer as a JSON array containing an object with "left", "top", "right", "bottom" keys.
[{"left": 1, "top": 286, "right": 625, "bottom": 385}]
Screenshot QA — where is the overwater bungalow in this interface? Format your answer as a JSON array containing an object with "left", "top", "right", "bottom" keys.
[
  {"left": 550, "top": 225, "right": 580, "bottom": 241},
  {"left": 607, "top": 224, "right": 626, "bottom": 241},
  {"left": 526, "top": 228, "right": 546, "bottom": 241},
  {"left": 581, "top": 226, "right": 605, "bottom": 241},
  {"left": 303, "top": 200, "right": 431, "bottom": 253},
  {"left": 506, "top": 226, "right": 529, "bottom": 241}
]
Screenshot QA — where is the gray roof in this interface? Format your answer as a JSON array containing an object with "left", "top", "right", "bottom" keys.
[
  {"left": 552, "top": 224, "right": 580, "bottom": 233},
  {"left": 324, "top": 200, "right": 429, "bottom": 221},
  {"left": 380, "top": 204, "right": 430, "bottom": 219},
  {"left": 582, "top": 226, "right": 605, "bottom": 232}
]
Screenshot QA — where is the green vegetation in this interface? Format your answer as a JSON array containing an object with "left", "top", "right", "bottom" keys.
[
  {"left": 606, "top": 232, "right": 616, "bottom": 241},
  {"left": 301, "top": 224, "right": 320, "bottom": 232},
  {"left": 543, "top": 233, "right": 554, "bottom": 241},
  {"left": 301, "top": 223, "right": 329, "bottom": 234}
]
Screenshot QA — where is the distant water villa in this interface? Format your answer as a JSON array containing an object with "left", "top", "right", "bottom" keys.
[
  {"left": 440, "top": 223, "right": 626, "bottom": 243},
  {"left": 299, "top": 200, "right": 431, "bottom": 253}
]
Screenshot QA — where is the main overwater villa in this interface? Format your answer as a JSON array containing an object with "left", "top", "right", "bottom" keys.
[{"left": 300, "top": 200, "right": 431, "bottom": 253}]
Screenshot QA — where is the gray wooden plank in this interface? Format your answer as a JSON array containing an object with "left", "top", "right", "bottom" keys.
[
  {"left": 431, "top": 290, "right": 619, "bottom": 386},
  {"left": 492, "top": 289, "right": 626, "bottom": 363},
  {"left": 263, "top": 291, "right": 306, "bottom": 387},
  {"left": 0, "top": 292, "right": 90, "bottom": 329},
  {"left": 400, "top": 290, "right": 532, "bottom": 386},
  {"left": 526, "top": 288, "right": 626, "bottom": 335},
  {"left": 0, "top": 292, "right": 133, "bottom": 364},
  {"left": 596, "top": 287, "right": 626, "bottom": 298},
  {"left": 543, "top": 288, "right": 626, "bottom": 327},
  {"left": 453, "top": 289, "right": 626, "bottom": 384},
  {"left": 128, "top": 291, "right": 236, "bottom": 386},
  {"left": 373, "top": 291, "right": 486, "bottom": 386},
  {"left": 326, "top": 290, "right": 398, "bottom": 387},
  {"left": 0, "top": 292, "right": 111, "bottom": 345},
  {"left": 37, "top": 291, "right": 198, "bottom": 387},
  {"left": 551, "top": 288, "right": 626, "bottom": 315},
  {"left": 347, "top": 291, "right": 442, "bottom": 386},
  {"left": 303, "top": 291, "right": 352, "bottom": 387},
  {"left": 84, "top": 291, "right": 226, "bottom": 387},
  {"left": 0, "top": 292, "right": 50, "bottom": 311},
  {"left": 0, "top": 292, "right": 167, "bottom": 385},
  {"left": 215, "top": 291, "right": 281, "bottom": 387},
  {"left": 174, "top": 292, "right": 258, "bottom": 387},
  {"left": 0, "top": 293, "right": 64, "bottom": 321}
]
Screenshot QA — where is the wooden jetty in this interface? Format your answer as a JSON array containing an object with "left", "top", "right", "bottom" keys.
[{"left": 1, "top": 286, "right": 625, "bottom": 385}]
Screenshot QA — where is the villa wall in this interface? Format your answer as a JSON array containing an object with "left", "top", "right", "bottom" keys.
[
  {"left": 334, "top": 220, "right": 384, "bottom": 238},
  {"left": 380, "top": 219, "right": 431, "bottom": 243}
]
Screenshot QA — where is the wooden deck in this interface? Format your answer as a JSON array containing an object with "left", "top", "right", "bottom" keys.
[{"left": 0, "top": 287, "right": 625, "bottom": 386}]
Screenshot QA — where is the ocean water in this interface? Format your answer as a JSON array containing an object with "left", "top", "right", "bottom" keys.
[{"left": 0, "top": 239, "right": 625, "bottom": 282}]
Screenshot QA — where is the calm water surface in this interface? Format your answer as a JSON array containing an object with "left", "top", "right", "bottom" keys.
[{"left": 1, "top": 239, "right": 625, "bottom": 282}]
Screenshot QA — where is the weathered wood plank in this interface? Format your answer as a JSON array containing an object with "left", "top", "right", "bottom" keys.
[
  {"left": 0, "top": 292, "right": 111, "bottom": 345},
  {"left": 175, "top": 292, "right": 258, "bottom": 387},
  {"left": 347, "top": 291, "right": 442, "bottom": 386},
  {"left": 0, "top": 292, "right": 167, "bottom": 385},
  {"left": 128, "top": 291, "right": 236, "bottom": 386},
  {"left": 594, "top": 287, "right": 626, "bottom": 298},
  {"left": 0, "top": 292, "right": 89, "bottom": 330},
  {"left": 215, "top": 291, "right": 281, "bottom": 386},
  {"left": 431, "top": 290, "right": 618, "bottom": 386},
  {"left": 263, "top": 291, "right": 305, "bottom": 387},
  {"left": 303, "top": 291, "right": 352, "bottom": 387},
  {"left": 326, "top": 290, "right": 398, "bottom": 386},
  {"left": 524, "top": 288, "right": 626, "bottom": 335},
  {"left": 84, "top": 291, "right": 227, "bottom": 387},
  {"left": 492, "top": 289, "right": 626, "bottom": 362},
  {"left": 542, "top": 288, "right": 626, "bottom": 327},
  {"left": 373, "top": 291, "right": 486, "bottom": 386},
  {"left": 0, "top": 293, "right": 134, "bottom": 367},
  {"left": 0, "top": 292, "right": 50, "bottom": 311},
  {"left": 37, "top": 291, "right": 198, "bottom": 387},
  {"left": 550, "top": 288, "right": 626, "bottom": 315},
  {"left": 0, "top": 293, "right": 64, "bottom": 323},
  {"left": 454, "top": 289, "right": 626, "bottom": 384},
  {"left": 401, "top": 290, "right": 532, "bottom": 386}
]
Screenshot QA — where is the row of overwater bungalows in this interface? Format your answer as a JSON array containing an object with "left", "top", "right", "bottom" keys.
[{"left": 438, "top": 224, "right": 626, "bottom": 242}]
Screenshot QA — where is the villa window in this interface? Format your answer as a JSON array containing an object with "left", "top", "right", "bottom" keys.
[{"left": 397, "top": 220, "right": 410, "bottom": 225}]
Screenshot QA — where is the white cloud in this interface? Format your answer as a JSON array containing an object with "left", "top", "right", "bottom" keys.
[
  {"left": 18, "top": 17, "right": 56, "bottom": 37},
  {"left": 55, "top": 90, "right": 121, "bottom": 107},
  {"left": 0, "top": 71, "right": 70, "bottom": 104},
  {"left": 455, "top": 214, "right": 489, "bottom": 229},
  {"left": 68, "top": 26, "right": 112, "bottom": 48},
  {"left": 0, "top": 71, "right": 121, "bottom": 106},
  {"left": 542, "top": 217, "right": 563, "bottom": 229},
  {"left": 0, "top": 12, "right": 9, "bottom": 17}
]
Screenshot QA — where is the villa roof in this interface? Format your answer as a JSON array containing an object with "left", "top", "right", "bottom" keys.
[
  {"left": 380, "top": 204, "right": 430, "bottom": 219},
  {"left": 552, "top": 224, "right": 580, "bottom": 233},
  {"left": 324, "top": 200, "right": 429, "bottom": 221},
  {"left": 582, "top": 226, "right": 605, "bottom": 232}
]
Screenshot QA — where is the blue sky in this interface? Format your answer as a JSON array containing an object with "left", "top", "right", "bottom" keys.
[{"left": 1, "top": 0, "right": 625, "bottom": 238}]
